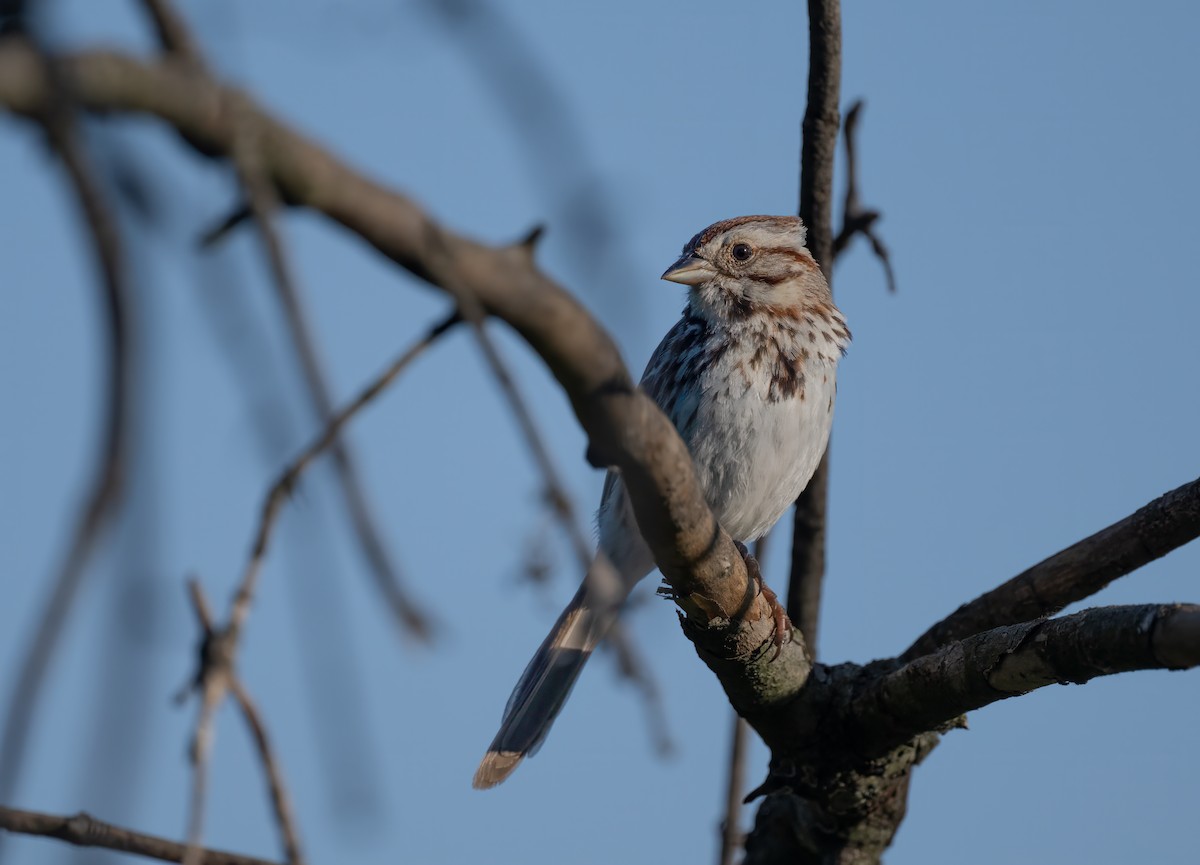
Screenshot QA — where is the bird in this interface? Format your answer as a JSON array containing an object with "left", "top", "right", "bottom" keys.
[{"left": 473, "top": 215, "right": 850, "bottom": 789}]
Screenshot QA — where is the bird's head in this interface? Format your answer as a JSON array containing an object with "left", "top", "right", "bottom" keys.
[{"left": 661, "top": 215, "right": 831, "bottom": 324}]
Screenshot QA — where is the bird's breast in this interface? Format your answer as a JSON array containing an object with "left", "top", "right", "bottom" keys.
[{"left": 682, "top": 352, "right": 837, "bottom": 543}]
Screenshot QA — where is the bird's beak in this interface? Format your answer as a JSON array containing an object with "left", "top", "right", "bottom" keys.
[{"left": 661, "top": 253, "right": 716, "bottom": 286}]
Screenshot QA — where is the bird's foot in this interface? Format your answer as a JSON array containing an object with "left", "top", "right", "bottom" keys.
[{"left": 733, "top": 541, "right": 792, "bottom": 661}]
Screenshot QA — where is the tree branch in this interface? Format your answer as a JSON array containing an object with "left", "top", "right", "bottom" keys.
[
  {"left": 424, "top": 232, "right": 672, "bottom": 751},
  {"left": 235, "top": 97, "right": 435, "bottom": 643},
  {"left": 831, "top": 100, "right": 894, "bottom": 293},
  {"left": 0, "top": 804, "right": 280, "bottom": 865},
  {"left": 242, "top": 312, "right": 458, "bottom": 610},
  {"left": 137, "top": 0, "right": 434, "bottom": 642},
  {"left": 787, "top": 0, "right": 842, "bottom": 653},
  {"left": 856, "top": 604, "right": 1200, "bottom": 755},
  {"left": 0, "top": 33, "right": 130, "bottom": 827},
  {"left": 717, "top": 714, "right": 748, "bottom": 865},
  {"left": 903, "top": 475, "right": 1200, "bottom": 661},
  {"left": 228, "top": 679, "right": 303, "bottom": 865},
  {"left": 136, "top": 0, "right": 203, "bottom": 66},
  {"left": 0, "top": 34, "right": 803, "bottom": 719}
]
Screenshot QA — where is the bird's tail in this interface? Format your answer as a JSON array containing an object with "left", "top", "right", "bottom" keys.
[{"left": 473, "top": 559, "right": 629, "bottom": 789}]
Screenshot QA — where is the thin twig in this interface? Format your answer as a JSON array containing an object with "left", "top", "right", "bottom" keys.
[
  {"left": 467, "top": 298, "right": 673, "bottom": 751},
  {"left": 424, "top": 229, "right": 673, "bottom": 750},
  {"left": 422, "top": 0, "right": 644, "bottom": 326},
  {"left": 0, "top": 804, "right": 280, "bottom": 865},
  {"left": 182, "top": 686, "right": 219, "bottom": 865},
  {"left": 0, "top": 35, "right": 130, "bottom": 843},
  {"left": 240, "top": 312, "right": 458, "bottom": 630},
  {"left": 176, "top": 315, "right": 455, "bottom": 859},
  {"left": 903, "top": 474, "right": 1200, "bottom": 662},
  {"left": 141, "top": 0, "right": 432, "bottom": 642},
  {"left": 136, "top": 0, "right": 203, "bottom": 65},
  {"left": 831, "top": 100, "right": 895, "bottom": 293},
  {"left": 605, "top": 626, "right": 673, "bottom": 756},
  {"left": 180, "top": 581, "right": 233, "bottom": 865},
  {"left": 228, "top": 116, "right": 435, "bottom": 640},
  {"left": 229, "top": 679, "right": 303, "bottom": 865},
  {"left": 717, "top": 715, "right": 748, "bottom": 865},
  {"left": 0, "top": 35, "right": 798, "bottom": 696}
]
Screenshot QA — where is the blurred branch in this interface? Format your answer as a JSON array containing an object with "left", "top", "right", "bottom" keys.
[
  {"left": 0, "top": 33, "right": 130, "bottom": 834},
  {"left": 0, "top": 804, "right": 280, "bottom": 865},
  {"left": 831, "top": 100, "right": 895, "bottom": 293},
  {"left": 241, "top": 311, "right": 458, "bottom": 630},
  {"left": 0, "top": 36, "right": 808, "bottom": 695},
  {"left": 191, "top": 197, "right": 383, "bottom": 817},
  {"left": 179, "top": 581, "right": 305, "bottom": 865},
  {"left": 233, "top": 106, "right": 435, "bottom": 642},
  {"left": 717, "top": 715, "right": 749, "bottom": 865},
  {"left": 903, "top": 475, "right": 1200, "bottom": 662},
  {"left": 136, "top": 0, "right": 434, "bottom": 640},
  {"left": 426, "top": 228, "right": 673, "bottom": 754},
  {"left": 858, "top": 604, "right": 1200, "bottom": 755},
  {"left": 421, "top": 0, "right": 641, "bottom": 320},
  {"left": 136, "top": 0, "right": 203, "bottom": 65},
  {"left": 605, "top": 625, "right": 673, "bottom": 757},
  {"left": 786, "top": 455, "right": 828, "bottom": 653},
  {"left": 3, "top": 31, "right": 1199, "bottom": 865},
  {"left": 786, "top": 0, "right": 842, "bottom": 655},
  {"left": 174, "top": 313, "right": 455, "bottom": 860},
  {"left": 228, "top": 679, "right": 303, "bottom": 865}
]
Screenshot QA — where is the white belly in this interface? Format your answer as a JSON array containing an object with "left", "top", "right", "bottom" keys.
[
  {"left": 686, "top": 359, "right": 837, "bottom": 542},
  {"left": 595, "top": 344, "right": 839, "bottom": 582}
]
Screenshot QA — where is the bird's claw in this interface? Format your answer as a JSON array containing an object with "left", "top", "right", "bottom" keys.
[{"left": 733, "top": 541, "right": 792, "bottom": 661}]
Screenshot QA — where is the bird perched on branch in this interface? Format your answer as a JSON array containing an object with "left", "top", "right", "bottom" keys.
[{"left": 474, "top": 215, "right": 850, "bottom": 788}]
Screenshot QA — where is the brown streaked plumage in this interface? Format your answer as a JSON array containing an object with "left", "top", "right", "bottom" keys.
[{"left": 473, "top": 215, "right": 849, "bottom": 789}]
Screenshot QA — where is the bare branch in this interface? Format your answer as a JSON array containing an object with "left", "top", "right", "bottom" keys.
[
  {"left": 138, "top": 0, "right": 433, "bottom": 641},
  {"left": 903, "top": 475, "right": 1200, "bottom": 662},
  {"left": 0, "top": 39, "right": 805, "bottom": 693},
  {"left": 716, "top": 535, "right": 771, "bottom": 862},
  {"left": 231, "top": 110, "right": 435, "bottom": 642},
  {"left": 831, "top": 100, "right": 895, "bottom": 293},
  {"left": 798, "top": 0, "right": 842, "bottom": 274},
  {"left": 181, "top": 583, "right": 232, "bottom": 865},
  {"left": 136, "top": 0, "right": 203, "bottom": 66},
  {"left": 241, "top": 312, "right": 458, "bottom": 635},
  {"left": 0, "top": 35, "right": 130, "bottom": 824},
  {"left": 0, "top": 804, "right": 280, "bottom": 865},
  {"left": 425, "top": 230, "right": 674, "bottom": 750},
  {"left": 421, "top": 0, "right": 643, "bottom": 322},
  {"left": 785, "top": 0, "right": 842, "bottom": 657},
  {"left": 228, "top": 679, "right": 304, "bottom": 865},
  {"left": 175, "top": 313, "right": 459, "bottom": 857},
  {"left": 787, "top": 454, "right": 829, "bottom": 652},
  {"left": 717, "top": 715, "right": 749, "bottom": 865},
  {"left": 604, "top": 625, "right": 674, "bottom": 757},
  {"left": 180, "top": 581, "right": 308, "bottom": 865},
  {"left": 857, "top": 604, "right": 1200, "bottom": 755},
  {"left": 178, "top": 313, "right": 457, "bottom": 856}
]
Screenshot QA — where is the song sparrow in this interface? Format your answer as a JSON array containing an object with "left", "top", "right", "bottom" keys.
[{"left": 474, "top": 215, "right": 850, "bottom": 788}]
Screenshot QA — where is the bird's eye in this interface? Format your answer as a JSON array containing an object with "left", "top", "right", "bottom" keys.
[{"left": 731, "top": 243, "right": 753, "bottom": 262}]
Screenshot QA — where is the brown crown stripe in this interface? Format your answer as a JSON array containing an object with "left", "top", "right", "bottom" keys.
[{"left": 687, "top": 215, "right": 805, "bottom": 250}]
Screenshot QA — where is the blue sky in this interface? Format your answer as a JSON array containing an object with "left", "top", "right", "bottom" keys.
[{"left": 2, "top": 2, "right": 1198, "bottom": 864}]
